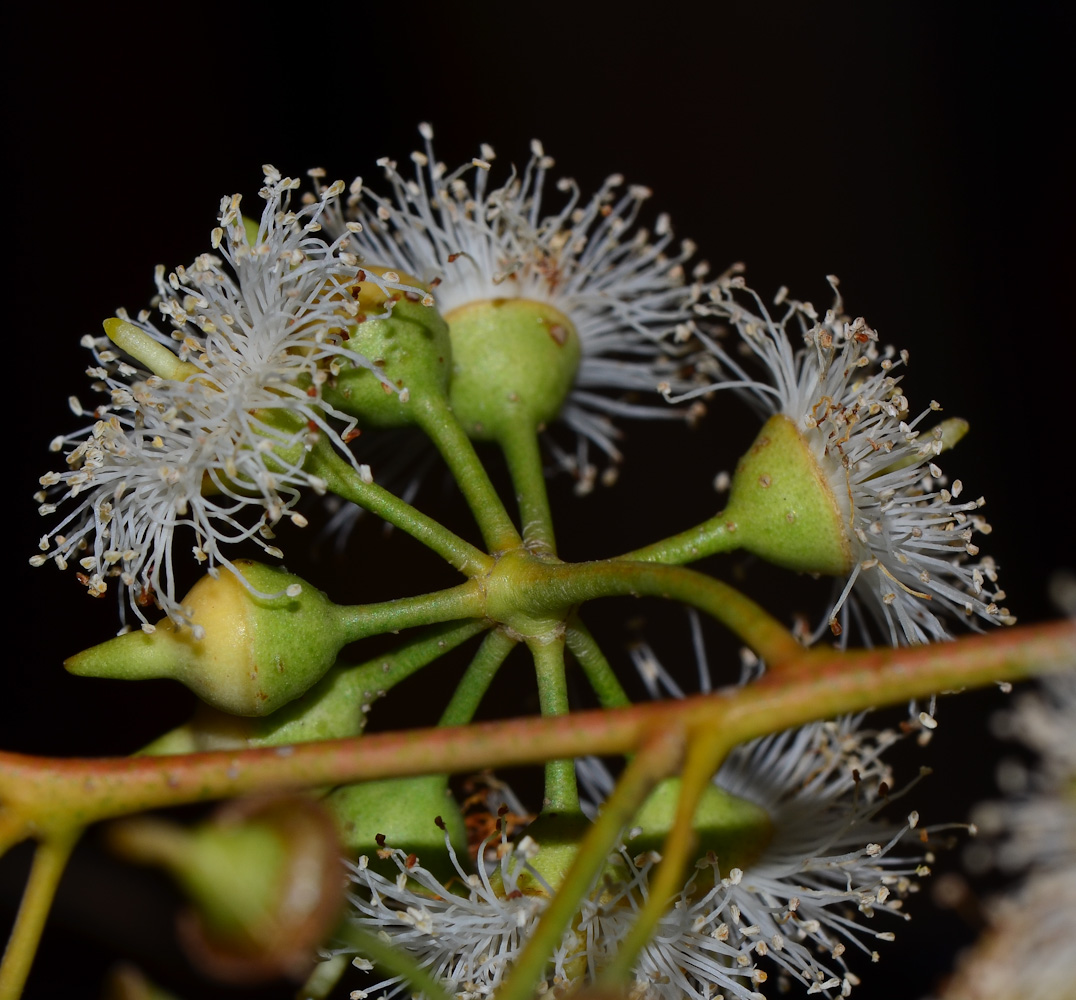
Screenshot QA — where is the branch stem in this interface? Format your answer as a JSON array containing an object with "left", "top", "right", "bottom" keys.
[
  {"left": 438, "top": 630, "right": 518, "bottom": 727},
  {"left": 618, "top": 512, "right": 739, "bottom": 565},
  {"left": 2, "top": 622, "right": 1068, "bottom": 834},
  {"left": 309, "top": 438, "right": 493, "bottom": 577},
  {"left": 498, "top": 420, "right": 556, "bottom": 555},
  {"left": 0, "top": 831, "right": 79, "bottom": 1000},
  {"left": 414, "top": 398, "right": 522, "bottom": 553},
  {"left": 545, "top": 559, "right": 802, "bottom": 666},
  {"left": 529, "top": 637, "right": 579, "bottom": 812},
  {"left": 335, "top": 579, "right": 487, "bottom": 642},
  {"left": 565, "top": 616, "right": 632, "bottom": 709}
]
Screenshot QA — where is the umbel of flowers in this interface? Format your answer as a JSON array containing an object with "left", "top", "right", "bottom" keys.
[{"left": 10, "top": 129, "right": 1046, "bottom": 1000}]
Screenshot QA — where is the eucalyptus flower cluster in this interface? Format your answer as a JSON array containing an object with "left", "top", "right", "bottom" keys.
[{"left": 12, "top": 127, "right": 1035, "bottom": 1000}]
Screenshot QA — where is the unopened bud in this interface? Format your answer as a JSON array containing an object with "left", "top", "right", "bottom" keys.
[
  {"left": 109, "top": 795, "right": 344, "bottom": 984},
  {"left": 66, "top": 561, "right": 355, "bottom": 716}
]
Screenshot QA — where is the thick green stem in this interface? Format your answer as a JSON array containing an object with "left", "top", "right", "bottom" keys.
[
  {"left": 528, "top": 637, "right": 579, "bottom": 812},
  {"left": 494, "top": 727, "right": 686, "bottom": 1000},
  {"left": 335, "top": 579, "right": 487, "bottom": 642},
  {"left": 438, "top": 630, "right": 518, "bottom": 727},
  {"left": 497, "top": 419, "right": 556, "bottom": 555},
  {"left": 413, "top": 397, "right": 522, "bottom": 553},
  {"left": 0, "top": 831, "right": 79, "bottom": 1000},
  {"left": 545, "top": 559, "right": 802, "bottom": 667},
  {"left": 1, "top": 622, "right": 1071, "bottom": 837},
  {"left": 565, "top": 616, "right": 632, "bottom": 709},
  {"left": 308, "top": 437, "right": 493, "bottom": 577},
  {"left": 619, "top": 512, "right": 739, "bottom": 565}
]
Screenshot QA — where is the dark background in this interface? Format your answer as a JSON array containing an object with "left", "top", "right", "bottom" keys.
[{"left": 3, "top": 3, "right": 1073, "bottom": 999}]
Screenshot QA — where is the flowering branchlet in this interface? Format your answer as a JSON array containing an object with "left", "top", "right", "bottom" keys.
[
  {"left": 322, "top": 123, "right": 708, "bottom": 492},
  {"left": 33, "top": 167, "right": 420, "bottom": 628},
  {"left": 677, "top": 269, "right": 1012, "bottom": 645}
]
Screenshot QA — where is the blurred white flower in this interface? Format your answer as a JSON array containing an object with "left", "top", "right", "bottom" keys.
[
  {"left": 942, "top": 669, "right": 1076, "bottom": 1000},
  {"left": 578, "top": 715, "right": 925, "bottom": 999},
  {"left": 341, "top": 682, "right": 927, "bottom": 999},
  {"left": 342, "top": 830, "right": 571, "bottom": 998}
]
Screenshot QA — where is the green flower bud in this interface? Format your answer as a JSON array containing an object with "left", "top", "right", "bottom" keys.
[
  {"left": 504, "top": 784, "right": 771, "bottom": 899},
  {"left": 722, "top": 413, "right": 853, "bottom": 575},
  {"left": 326, "top": 775, "right": 467, "bottom": 884},
  {"left": 108, "top": 795, "right": 344, "bottom": 984},
  {"left": 138, "top": 659, "right": 372, "bottom": 755},
  {"left": 625, "top": 778, "right": 772, "bottom": 871},
  {"left": 66, "top": 561, "right": 356, "bottom": 716},
  {"left": 498, "top": 810, "right": 593, "bottom": 896},
  {"left": 445, "top": 299, "right": 582, "bottom": 440},
  {"left": 324, "top": 287, "right": 452, "bottom": 429}
]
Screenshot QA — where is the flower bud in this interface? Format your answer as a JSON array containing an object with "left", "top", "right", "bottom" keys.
[
  {"left": 326, "top": 775, "right": 467, "bottom": 884},
  {"left": 506, "top": 785, "right": 772, "bottom": 898},
  {"left": 444, "top": 299, "right": 582, "bottom": 440},
  {"left": 108, "top": 795, "right": 344, "bottom": 984},
  {"left": 139, "top": 659, "right": 372, "bottom": 755},
  {"left": 626, "top": 777, "right": 772, "bottom": 872},
  {"left": 65, "top": 561, "right": 354, "bottom": 716},
  {"left": 498, "top": 809, "right": 593, "bottom": 896},
  {"left": 324, "top": 297, "right": 452, "bottom": 428},
  {"left": 721, "top": 413, "right": 853, "bottom": 575}
]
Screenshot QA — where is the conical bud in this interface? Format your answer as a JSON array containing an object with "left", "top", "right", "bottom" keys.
[
  {"left": 66, "top": 561, "right": 354, "bottom": 716},
  {"left": 108, "top": 795, "right": 344, "bottom": 984}
]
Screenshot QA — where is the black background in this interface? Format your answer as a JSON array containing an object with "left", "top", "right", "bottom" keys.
[{"left": 3, "top": 3, "right": 1074, "bottom": 998}]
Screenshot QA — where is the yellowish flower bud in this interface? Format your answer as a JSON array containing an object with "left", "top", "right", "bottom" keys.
[{"left": 65, "top": 561, "right": 354, "bottom": 716}]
